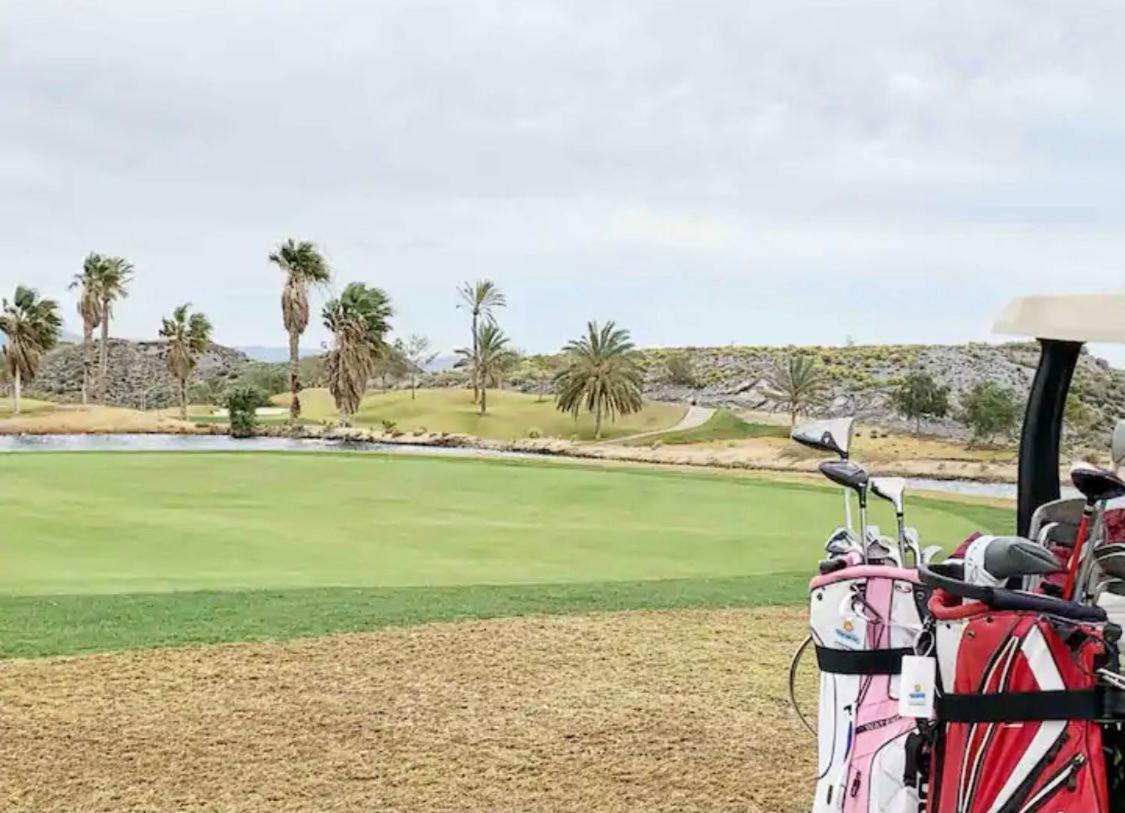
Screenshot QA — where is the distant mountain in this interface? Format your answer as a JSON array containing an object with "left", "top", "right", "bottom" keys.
[
  {"left": 236, "top": 345, "right": 321, "bottom": 363},
  {"left": 426, "top": 355, "right": 459, "bottom": 372},
  {"left": 0, "top": 330, "right": 82, "bottom": 347}
]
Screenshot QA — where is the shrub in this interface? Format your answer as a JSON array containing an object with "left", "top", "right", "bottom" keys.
[
  {"left": 958, "top": 382, "right": 1020, "bottom": 446},
  {"left": 664, "top": 353, "right": 699, "bottom": 388},
  {"left": 528, "top": 427, "right": 542, "bottom": 439},
  {"left": 225, "top": 386, "right": 268, "bottom": 439},
  {"left": 380, "top": 419, "right": 398, "bottom": 433},
  {"left": 891, "top": 371, "right": 950, "bottom": 435}
]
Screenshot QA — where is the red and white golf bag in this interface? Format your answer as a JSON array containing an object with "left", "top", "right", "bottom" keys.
[
  {"left": 921, "top": 561, "right": 1117, "bottom": 813},
  {"left": 808, "top": 565, "right": 929, "bottom": 813}
]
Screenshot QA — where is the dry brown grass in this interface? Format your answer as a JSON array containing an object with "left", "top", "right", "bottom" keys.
[
  {"left": 0, "top": 404, "right": 202, "bottom": 435},
  {"left": 0, "top": 608, "right": 815, "bottom": 813}
]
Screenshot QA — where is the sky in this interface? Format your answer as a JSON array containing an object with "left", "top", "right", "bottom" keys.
[{"left": 1, "top": 0, "right": 1122, "bottom": 357}]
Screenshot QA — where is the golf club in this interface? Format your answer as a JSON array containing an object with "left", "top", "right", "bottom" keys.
[
  {"left": 818, "top": 460, "right": 870, "bottom": 562},
  {"left": 823, "top": 527, "right": 861, "bottom": 558},
  {"left": 869, "top": 477, "right": 914, "bottom": 564},
  {"left": 792, "top": 417, "right": 856, "bottom": 531},
  {"left": 1063, "top": 463, "right": 1125, "bottom": 600}
]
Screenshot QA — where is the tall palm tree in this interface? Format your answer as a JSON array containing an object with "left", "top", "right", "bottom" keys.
[
  {"left": 159, "top": 303, "right": 213, "bottom": 421},
  {"left": 322, "top": 283, "right": 393, "bottom": 426},
  {"left": 455, "top": 324, "right": 516, "bottom": 415},
  {"left": 68, "top": 253, "right": 104, "bottom": 405},
  {"left": 0, "top": 286, "right": 62, "bottom": 414},
  {"left": 554, "top": 321, "right": 644, "bottom": 440},
  {"left": 269, "top": 239, "right": 331, "bottom": 431},
  {"left": 456, "top": 280, "right": 506, "bottom": 404},
  {"left": 762, "top": 354, "right": 828, "bottom": 427},
  {"left": 90, "top": 256, "right": 134, "bottom": 404}
]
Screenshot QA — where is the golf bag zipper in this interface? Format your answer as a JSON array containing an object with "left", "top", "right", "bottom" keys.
[
  {"left": 1016, "top": 754, "right": 1086, "bottom": 813},
  {"left": 994, "top": 730, "right": 1070, "bottom": 813}
]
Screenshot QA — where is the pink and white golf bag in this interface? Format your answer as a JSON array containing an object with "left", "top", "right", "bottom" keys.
[{"left": 808, "top": 565, "right": 929, "bottom": 813}]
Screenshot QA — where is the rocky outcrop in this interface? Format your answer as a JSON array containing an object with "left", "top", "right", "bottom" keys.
[
  {"left": 493, "top": 342, "right": 1125, "bottom": 440},
  {"left": 29, "top": 340, "right": 255, "bottom": 408}
]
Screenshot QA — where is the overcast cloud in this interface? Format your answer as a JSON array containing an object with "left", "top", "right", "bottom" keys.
[{"left": 1, "top": 0, "right": 1122, "bottom": 355}]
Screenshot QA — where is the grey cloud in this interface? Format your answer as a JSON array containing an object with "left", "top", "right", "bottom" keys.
[{"left": 0, "top": 0, "right": 1121, "bottom": 350}]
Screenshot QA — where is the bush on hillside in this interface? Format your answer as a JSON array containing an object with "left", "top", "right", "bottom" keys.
[
  {"left": 891, "top": 371, "right": 950, "bottom": 435},
  {"left": 664, "top": 353, "right": 700, "bottom": 388},
  {"left": 225, "top": 386, "right": 268, "bottom": 439},
  {"left": 959, "top": 382, "right": 1020, "bottom": 446}
]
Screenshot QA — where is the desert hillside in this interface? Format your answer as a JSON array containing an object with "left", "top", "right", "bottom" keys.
[{"left": 23, "top": 339, "right": 1125, "bottom": 442}]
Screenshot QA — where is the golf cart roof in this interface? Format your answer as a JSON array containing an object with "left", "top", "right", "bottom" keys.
[{"left": 995, "top": 294, "right": 1125, "bottom": 344}]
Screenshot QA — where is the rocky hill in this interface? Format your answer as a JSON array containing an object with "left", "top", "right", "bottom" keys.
[
  {"left": 29, "top": 340, "right": 260, "bottom": 409},
  {"left": 21, "top": 339, "right": 1125, "bottom": 442},
  {"left": 494, "top": 342, "right": 1125, "bottom": 441}
]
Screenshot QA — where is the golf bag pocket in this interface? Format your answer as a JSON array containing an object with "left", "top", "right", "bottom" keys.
[
  {"left": 808, "top": 566, "right": 926, "bottom": 813},
  {"left": 926, "top": 586, "right": 1112, "bottom": 813}
]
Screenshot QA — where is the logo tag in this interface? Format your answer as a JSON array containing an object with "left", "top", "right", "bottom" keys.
[
  {"left": 833, "top": 616, "right": 864, "bottom": 649},
  {"left": 898, "top": 656, "right": 936, "bottom": 719}
]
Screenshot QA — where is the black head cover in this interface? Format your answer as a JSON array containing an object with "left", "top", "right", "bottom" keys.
[
  {"left": 818, "top": 460, "right": 869, "bottom": 494},
  {"left": 1071, "top": 465, "right": 1125, "bottom": 505},
  {"left": 982, "top": 536, "right": 1063, "bottom": 579}
]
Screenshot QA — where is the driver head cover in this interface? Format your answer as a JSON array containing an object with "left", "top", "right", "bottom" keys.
[{"left": 963, "top": 535, "right": 1062, "bottom": 587}]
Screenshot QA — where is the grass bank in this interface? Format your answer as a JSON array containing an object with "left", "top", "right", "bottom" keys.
[{"left": 270, "top": 387, "right": 687, "bottom": 441}]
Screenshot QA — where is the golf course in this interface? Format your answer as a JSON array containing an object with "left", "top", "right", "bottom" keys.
[
  {"left": 0, "top": 449, "right": 1014, "bottom": 812},
  {"left": 0, "top": 451, "right": 1011, "bottom": 658}
]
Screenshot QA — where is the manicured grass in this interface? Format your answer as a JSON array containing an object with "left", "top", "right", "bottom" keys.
[
  {"left": 638, "top": 409, "right": 787, "bottom": 445},
  {"left": 0, "top": 574, "right": 812, "bottom": 658},
  {"left": 270, "top": 387, "right": 687, "bottom": 441},
  {"left": 0, "top": 452, "right": 1013, "bottom": 656}
]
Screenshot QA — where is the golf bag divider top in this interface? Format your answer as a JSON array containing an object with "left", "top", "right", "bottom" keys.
[
  {"left": 920, "top": 560, "right": 1120, "bottom": 813},
  {"left": 808, "top": 563, "right": 928, "bottom": 813}
]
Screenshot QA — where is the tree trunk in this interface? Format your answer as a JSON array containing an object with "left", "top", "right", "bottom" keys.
[
  {"left": 480, "top": 385, "right": 487, "bottom": 415},
  {"left": 594, "top": 404, "right": 603, "bottom": 439},
  {"left": 81, "top": 327, "right": 93, "bottom": 405},
  {"left": 790, "top": 407, "right": 798, "bottom": 428},
  {"left": 98, "top": 302, "right": 110, "bottom": 404},
  {"left": 288, "top": 330, "right": 301, "bottom": 432},
  {"left": 179, "top": 379, "right": 187, "bottom": 421},
  {"left": 471, "top": 313, "right": 480, "bottom": 403},
  {"left": 411, "top": 373, "right": 416, "bottom": 400},
  {"left": 915, "top": 414, "right": 922, "bottom": 436},
  {"left": 13, "top": 368, "right": 21, "bottom": 415}
]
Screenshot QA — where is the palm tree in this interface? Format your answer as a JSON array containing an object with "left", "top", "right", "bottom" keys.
[
  {"left": 0, "top": 286, "right": 62, "bottom": 414},
  {"left": 762, "top": 354, "right": 828, "bottom": 427},
  {"left": 90, "top": 256, "right": 134, "bottom": 404},
  {"left": 159, "top": 304, "right": 213, "bottom": 421},
  {"left": 455, "top": 324, "right": 516, "bottom": 415},
  {"left": 456, "top": 280, "right": 506, "bottom": 404},
  {"left": 68, "top": 253, "right": 104, "bottom": 404},
  {"left": 554, "top": 321, "right": 644, "bottom": 440},
  {"left": 322, "top": 283, "right": 393, "bottom": 426},
  {"left": 269, "top": 239, "right": 331, "bottom": 431}
]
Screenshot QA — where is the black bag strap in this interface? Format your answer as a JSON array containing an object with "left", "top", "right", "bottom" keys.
[
  {"left": 815, "top": 646, "right": 912, "bottom": 675},
  {"left": 937, "top": 690, "right": 1101, "bottom": 722}
]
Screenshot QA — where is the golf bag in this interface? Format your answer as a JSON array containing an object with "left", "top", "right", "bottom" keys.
[
  {"left": 809, "top": 564, "right": 928, "bottom": 813},
  {"left": 921, "top": 560, "right": 1118, "bottom": 813}
]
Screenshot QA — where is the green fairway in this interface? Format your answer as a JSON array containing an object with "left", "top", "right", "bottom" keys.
[
  {"left": 0, "top": 452, "right": 1012, "bottom": 656},
  {"left": 270, "top": 387, "right": 687, "bottom": 441}
]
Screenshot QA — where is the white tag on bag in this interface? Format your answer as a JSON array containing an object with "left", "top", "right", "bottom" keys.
[{"left": 898, "top": 656, "right": 936, "bottom": 719}]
